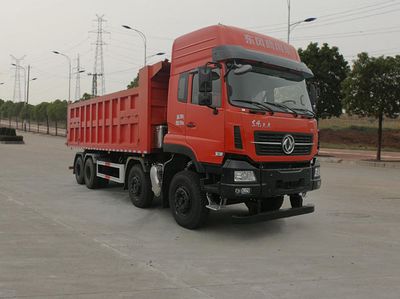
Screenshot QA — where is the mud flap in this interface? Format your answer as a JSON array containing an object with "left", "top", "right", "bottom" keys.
[{"left": 232, "top": 204, "right": 314, "bottom": 224}]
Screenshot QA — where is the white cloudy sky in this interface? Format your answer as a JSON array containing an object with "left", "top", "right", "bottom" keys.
[{"left": 0, "top": 0, "right": 399, "bottom": 104}]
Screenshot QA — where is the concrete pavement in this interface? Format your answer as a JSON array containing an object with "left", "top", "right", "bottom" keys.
[{"left": 1, "top": 132, "right": 400, "bottom": 298}]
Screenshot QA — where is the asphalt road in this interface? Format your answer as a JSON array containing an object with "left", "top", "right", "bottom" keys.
[{"left": 1, "top": 133, "right": 400, "bottom": 299}]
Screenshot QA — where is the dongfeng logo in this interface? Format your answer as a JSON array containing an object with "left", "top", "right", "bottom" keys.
[{"left": 282, "top": 134, "right": 295, "bottom": 155}]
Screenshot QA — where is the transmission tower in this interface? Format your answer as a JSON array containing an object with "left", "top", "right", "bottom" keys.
[
  {"left": 90, "top": 14, "right": 108, "bottom": 97},
  {"left": 74, "top": 54, "right": 84, "bottom": 101},
  {"left": 10, "top": 55, "right": 26, "bottom": 102}
]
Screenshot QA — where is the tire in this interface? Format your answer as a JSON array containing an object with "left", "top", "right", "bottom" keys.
[
  {"left": 74, "top": 156, "right": 85, "bottom": 185},
  {"left": 290, "top": 194, "right": 303, "bottom": 208},
  {"left": 169, "top": 170, "right": 209, "bottom": 229},
  {"left": 245, "top": 196, "right": 284, "bottom": 214},
  {"left": 128, "top": 164, "right": 153, "bottom": 208},
  {"left": 84, "top": 157, "right": 100, "bottom": 189}
]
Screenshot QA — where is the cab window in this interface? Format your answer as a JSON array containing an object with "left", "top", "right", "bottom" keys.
[
  {"left": 191, "top": 69, "right": 221, "bottom": 107},
  {"left": 177, "top": 73, "right": 189, "bottom": 103}
]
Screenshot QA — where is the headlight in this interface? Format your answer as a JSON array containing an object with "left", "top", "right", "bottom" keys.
[
  {"left": 234, "top": 170, "right": 256, "bottom": 182},
  {"left": 314, "top": 166, "right": 320, "bottom": 178}
]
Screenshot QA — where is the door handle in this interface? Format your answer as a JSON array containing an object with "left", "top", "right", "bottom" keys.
[{"left": 186, "top": 122, "right": 196, "bottom": 128}]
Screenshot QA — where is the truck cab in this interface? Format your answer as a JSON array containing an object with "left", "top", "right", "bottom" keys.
[{"left": 163, "top": 25, "right": 320, "bottom": 219}]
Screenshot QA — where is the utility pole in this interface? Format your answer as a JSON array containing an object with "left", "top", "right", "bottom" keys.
[
  {"left": 74, "top": 54, "right": 85, "bottom": 101},
  {"left": 52, "top": 51, "right": 71, "bottom": 101},
  {"left": 23, "top": 65, "right": 37, "bottom": 131},
  {"left": 122, "top": 25, "right": 147, "bottom": 66},
  {"left": 26, "top": 65, "right": 30, "bottom": 104},
  {"left": 87, "top": 72, "right": 102, "bottom": 97},
  {"left": 287, "top": 0, "right": 316, "bottom": 43},
  {"left": 24, "top": 65, "right": 30, "bottom": 131},
  {"left": 10, "top": 55, "right": 25, "bottom": 102},
  {"left": 287, "top": 0, "right": 291, "bottom": 43},
  {"left": 90, "top": 15, "right": 108, "bottom": 97}
]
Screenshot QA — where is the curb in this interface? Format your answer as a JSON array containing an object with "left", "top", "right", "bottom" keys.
[
  {"left": 318, "top": 156, "right": 400, "bottom": 169},
  {"left": 355, "top": 160, "right": 400, "bottom": 169}
]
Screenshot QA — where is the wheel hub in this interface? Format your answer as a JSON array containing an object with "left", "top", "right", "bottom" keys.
[
  {"left": 76, "top": 163, "right": 81, "bottom": 176},
  {"left": 175, "top": 187, "right": 191, "bottom": 214},
  {"left": 130, "top": 176, "right": 141, "bottom": 196}
]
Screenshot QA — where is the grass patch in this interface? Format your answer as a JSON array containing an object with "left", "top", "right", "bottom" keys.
[
  {"left": 320, "top": 142, "right": 399, "bottom": 152},
  {"left": 319, "top": 115, "right": 400, "bottom": 131}
]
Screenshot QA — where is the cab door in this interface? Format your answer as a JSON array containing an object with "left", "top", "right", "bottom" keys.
[{"left": 185, "top": 69, "right": 225, "bottom": 165}]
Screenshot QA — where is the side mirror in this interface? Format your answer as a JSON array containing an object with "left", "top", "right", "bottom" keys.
[
  {"left": 198, "top": 66, "right": 213, "bottom": 92},
  {"left": 233, "top": 64, "right": 252, "bottom": 75},
  {"left": 309, "top": 83, "right": 319, "bottom": 109}
]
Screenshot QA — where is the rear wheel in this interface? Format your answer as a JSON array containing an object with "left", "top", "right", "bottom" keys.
[
  {"left": 169, "top": 171, "right": 209, "bottom": 229},
  {"left": 84, "top": 157, "right": 100, "bottom": 189},
  {"left": 128, "top": 164, "right": 153, "bottom": 208},
  {"left": 74, "top": 156, "right": 84, "bottom": 185}
]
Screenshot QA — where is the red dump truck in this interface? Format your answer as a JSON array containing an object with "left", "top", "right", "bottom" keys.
[{"left": 67, "top": 25, "right": 321, "bottom": 229}]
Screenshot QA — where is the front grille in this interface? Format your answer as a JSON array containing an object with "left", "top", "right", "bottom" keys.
[{"left": 254, "top": 131, "right": 313, "bottom": 156}]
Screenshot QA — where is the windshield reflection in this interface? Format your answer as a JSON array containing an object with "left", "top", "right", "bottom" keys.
[{"left": 227, "top": 64, "right": 313, "bottom": 113}]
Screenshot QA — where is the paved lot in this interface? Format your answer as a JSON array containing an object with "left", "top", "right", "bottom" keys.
[
  {"left": 319, "top": 148, "right": 400, "bottom": 161},
  {"left": 1, "top": 132, "right": 400, "bottom": 298}
]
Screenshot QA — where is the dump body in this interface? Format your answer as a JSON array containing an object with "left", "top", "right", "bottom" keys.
[{"left": 67, "top": 61, "right": 170, "bottom": 153}]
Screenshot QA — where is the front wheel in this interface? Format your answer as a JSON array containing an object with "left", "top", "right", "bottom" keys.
[
  {"left": 169, "top": 171, "right": 209, "bottom": 229},
  {"left": 290, "top": 194, "right": 303, "bottom": 208}
]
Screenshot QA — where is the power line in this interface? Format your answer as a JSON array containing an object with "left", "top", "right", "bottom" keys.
[
  {"left": 292, "top": 26, "right": 400, "bottom": 41},
  {"left": 308, "top": 0, "right": 399, "bottom": 24},
  {"left": 247, "top": 0, "right": 400, "bottom": 32},
  {"left": 107, "top": 25, "right": 174, "bottom": 41},
  {"left": 253, "top": 0, "right": 400, "bottom": 34},
  {"left": 303, "top": 7, "right": 400, "bottom": 30}
]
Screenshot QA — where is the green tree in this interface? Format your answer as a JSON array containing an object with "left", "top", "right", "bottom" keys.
[
  {"left": 34, "top": 102, "right": 50, "bottom": 134},
  {"left": 298, "top": 43, "right": 349, "bottom": 119},
  {"left": 0, "top": 99, "right": 4, "bottom": 124},
  {"left": 47, "top": 100, "right": 67, "bottom": 136},
  {"left": 0, "top": 101, "right": 15, "bottom": 127},
  {"left": 80, "top": 92, "right": 92, "bottom": 101},
  {"left": 19, "top": 104, "right": 34, "bottom": 131},
  {"left": 12, "top": 102, "right": 25, "bottom": 129},
  {"left": 342, "top": 53, "right": 400, "bottom": 160},
  {"left": 127, "top": 73, "right": 139, "bottom": 89}
]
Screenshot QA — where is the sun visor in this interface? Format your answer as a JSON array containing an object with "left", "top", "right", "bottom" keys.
[{"left": 212, "top": 45, "right": 314, "bottom": 79}]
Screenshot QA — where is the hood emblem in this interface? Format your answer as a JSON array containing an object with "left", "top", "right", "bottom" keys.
[{"left": 282, "top": 134, "right": 295, "bottom": 155}]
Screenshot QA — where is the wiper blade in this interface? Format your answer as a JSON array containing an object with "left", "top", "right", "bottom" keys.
[
  {"left": 233, "top": 100, "right": 274, "bottom": 114},
  {"left": 292, "top": 108, "right": 316, "bottom": 118},
  {"left": 264, "top": 102, "right": 298, "bottom": 116}
]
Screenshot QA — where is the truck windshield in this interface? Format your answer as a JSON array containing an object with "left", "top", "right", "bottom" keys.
[{"left": 227, "top": 64, "right": 313, "bottom": 115}]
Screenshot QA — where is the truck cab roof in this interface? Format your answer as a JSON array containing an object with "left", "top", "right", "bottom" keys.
[{"left": 171, "top": 24, "right": 301, "bottom": 76}]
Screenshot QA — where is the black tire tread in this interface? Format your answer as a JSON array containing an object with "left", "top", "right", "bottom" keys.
[
  {"left": 74, "top": 156, "right": 85, "bottom": 185},
  {"left": 84, "top": 157, "right": 100, "bottom": 189}
]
